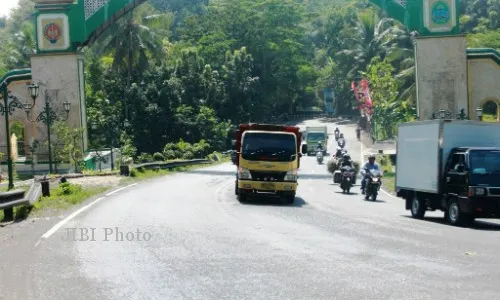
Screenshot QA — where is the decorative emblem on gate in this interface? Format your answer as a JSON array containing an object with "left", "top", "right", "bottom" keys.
[
  {"left": 44, "top": 23, "right": 61, "bottom": 44},
  {"left": 431, "top": 1, "right": 450, "bottom": 24}
]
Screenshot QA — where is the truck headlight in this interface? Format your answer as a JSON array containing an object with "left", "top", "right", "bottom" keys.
[
  {"left": 238, "top": 167, "right": 252, "bottom": 180},
  {"left": 284, "top": 169, "right": 298, "bottom": 181},
  {"left": 475, "top": 188, "right": 486, "bottom": 196}
]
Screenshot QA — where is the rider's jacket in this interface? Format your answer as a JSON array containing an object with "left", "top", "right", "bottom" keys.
[{"left": 360, "top": 162, "right": 382, "bottom": 176}]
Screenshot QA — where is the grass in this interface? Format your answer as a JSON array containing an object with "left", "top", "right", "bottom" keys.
[
  {"left": 482, "top": 114, "right": 498, "bottom": 122},
  {"left": 382, "top": 172, "right": 396, "bottom": 194},
  {"left": 0, "top": 183, "right": 110, "bottom": 222}
]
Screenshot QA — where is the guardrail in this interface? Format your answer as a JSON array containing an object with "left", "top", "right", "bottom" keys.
[
  {"left": 0, "top": 183, "right": 42, "bottom": 221},
  {"left": 133, "top": 159, "right": 212, "bottom": 171}
]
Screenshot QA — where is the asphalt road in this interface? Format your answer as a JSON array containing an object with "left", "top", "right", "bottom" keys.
[{"left": 2, "top": 118, "right": 500, "bottom": 300}]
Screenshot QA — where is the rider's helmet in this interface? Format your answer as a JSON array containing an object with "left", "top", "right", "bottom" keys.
[
  {"left": 368, "top": 154, "right": 376, "bottom": 162},
  {"left": 335, "top": 127, "right": 339, "bottom": 131},
  {"left": 343, "top": 154, "right": 351, "bottom": 161},
  {"left": 340, "top": 133, "right": 344, "bottom": 138}
]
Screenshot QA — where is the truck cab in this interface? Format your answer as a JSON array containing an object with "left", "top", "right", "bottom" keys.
[{"left": 441, "top": 147, "right": 500, "bottom": 223}]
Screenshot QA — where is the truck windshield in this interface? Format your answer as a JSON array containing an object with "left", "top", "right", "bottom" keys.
[
  {"left": 307, "top": 133, "right": 324, "bottom": 141},
  {"left": 469, "top": 150, "right": 500, "bottom": 185},
  {"left": 241, "top": 132, "right": 296, "bottom": 161}
]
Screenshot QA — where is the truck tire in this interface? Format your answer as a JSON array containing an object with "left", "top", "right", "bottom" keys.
[
  {"left": 446, "top": 199, "right": 473, "bottom": 226},
  {"left": 286, "top": 195, "right": 295, "bottom": 204},
  {"left": 410, "top": 195, "right": 426, "bottom": 219},
  {"left": 237, "top": 189, "right": 247, "bottom": 202}
]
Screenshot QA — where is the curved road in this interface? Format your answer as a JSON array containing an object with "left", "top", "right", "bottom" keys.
[{"left": 2, "top": 119, "right": 500, "bottom": 300}]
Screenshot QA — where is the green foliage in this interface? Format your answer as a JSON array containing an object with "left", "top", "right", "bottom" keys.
[
  {"left": 53, "top": 122, "right": 85, "bottom": 172},
  {"left": 137, "top": 153, "right": 154, "bottom": 163},
  {"left": 153, "top": 152, "right": 164, "bottom": 161},
  {"left": 376, "top": 154, "right": 394, "bottom": 174},
  {"left": 2, "top": 0, "right": 496, "bottom": 153},
  {"left": 162, "top": 139, "right": 212, "bottom": 160},
  {"left": 119, "top": 132, "right": 137, "bottom": 164},
  {"left": 55, "top": 182, "right": 83, "bottom": 196}
]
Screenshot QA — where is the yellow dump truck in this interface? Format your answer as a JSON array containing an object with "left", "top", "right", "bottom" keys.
[{"left": 233, "top": 123, "right": 304, "bottom": 204}]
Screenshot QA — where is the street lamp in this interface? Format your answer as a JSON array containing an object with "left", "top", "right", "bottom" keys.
[
  {"left": 26, "top": 90, "right": 71, "bottom": 174},
  {"left": 0, "top": 89, "right": 31, "bottom": 189},
  {"left": 432, "top": 108, "right": 469, "bottom": 120},
  {"left": 476, "top": 107, "right": 483, "bottom": 121},
  {"left": 28, "top": 83, "right": 40, "bottom": 104}
]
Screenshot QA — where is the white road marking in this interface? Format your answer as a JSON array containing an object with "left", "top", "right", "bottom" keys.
[
  {"left": 106, "top": 183, "right": 137, "bottom": 196},
  {"left": 36, "top": 183, "right": 139, "bottom": 245},
  {"left": 39, "top": 197, "right": 106, "bottom": 241}
]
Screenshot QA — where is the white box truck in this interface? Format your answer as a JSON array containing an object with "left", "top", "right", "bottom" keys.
[{"left": 396, "top": 119, "right": 500, "bottom": 226}]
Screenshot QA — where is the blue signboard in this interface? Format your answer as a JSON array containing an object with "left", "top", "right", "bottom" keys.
[{"left": 323, "top": 88, "right": 335, "bottom": 113}]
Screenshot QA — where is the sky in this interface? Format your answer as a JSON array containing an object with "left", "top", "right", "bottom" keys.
[{"left": 0, "top": 0, "right": 20, "bottom": 17}]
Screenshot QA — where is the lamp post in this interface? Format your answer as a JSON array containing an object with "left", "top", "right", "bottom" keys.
[
  {"left": 0, "top": 88, "right": 32, "bottom": 189},
  {"left": 25, "top": 89, "right": 71, "bottom": 174},
  {"left": 475, "top": 107, "right": 483, "bottom": 121}
]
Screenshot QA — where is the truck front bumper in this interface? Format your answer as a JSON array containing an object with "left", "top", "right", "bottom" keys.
[
  {"left": 238, "top": 180, "right": 297, "bottom": 194},
  {"left": 461, "top": 197, "right": 500, "bottom": 217}
]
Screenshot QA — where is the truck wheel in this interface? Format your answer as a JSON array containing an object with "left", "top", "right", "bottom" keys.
[
  {"left": 286, "top": 195, "right": 295, "bottom": 204},
  {"left": 446, "top": 199, "right": 473, "bottom": 226},
  {"left": 410, "top": 195, "right": 426, "bottom": 219},
  {"left": 237, "top": 189, "right": 247, "bottom": 202}
]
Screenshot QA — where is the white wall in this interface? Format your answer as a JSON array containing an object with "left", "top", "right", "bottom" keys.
[{"left": 415, "top": 35, "right": 468, "bottom": 120}]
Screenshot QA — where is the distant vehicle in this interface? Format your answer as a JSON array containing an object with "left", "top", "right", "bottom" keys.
[{"left": 305, "top": 126, "right": 328, "bottom": 155}]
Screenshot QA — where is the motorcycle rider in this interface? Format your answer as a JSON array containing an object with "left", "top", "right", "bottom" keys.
[
  {"left": 334, "top": 146, "right": 343, "bottom": 159},
  {"left": 338, "top": 133, "right": 346, "bottom": 148},
  {"left": 340, "top": 154, "right": 356, "bottom": 183},
  {"left": 334, "top": 127, "right": 340, "bottom": 136},
  {"left": 360, "top": 154, "right": 382, "bottom": 194},
  {"left": 316, "top": 141, "right": 324, "bottom": 153}
]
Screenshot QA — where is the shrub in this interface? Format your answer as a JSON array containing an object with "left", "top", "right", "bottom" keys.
[
  {"left": 137, "top": 153, "right": 154, "bottom": 163},
  {"left": 182, "top": 150, "right": 194, "bottom": 160},
  {"left": 377, "top": 154, "right": 394, "bottom": 173},
  {"left": 54, "top": 182, "right": 83, "bottom": 196},
  {"left": 164, "top": 150, "right": 176, "bottom": 160},
  {"left": 153, "top": 152, "right": 164, "bottom": 161}
]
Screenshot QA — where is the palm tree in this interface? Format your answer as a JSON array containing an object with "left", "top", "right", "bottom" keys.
[
  {"left": 91, "top": 3, "right": 171, "bottom": 119},
  {"left": 336, "top": 11, "right": 396, "bottom": 76}
]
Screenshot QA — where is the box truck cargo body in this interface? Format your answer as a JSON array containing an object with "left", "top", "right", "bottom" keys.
[{"left": 396, "top": 120, "right": 500, "bottom": 226}]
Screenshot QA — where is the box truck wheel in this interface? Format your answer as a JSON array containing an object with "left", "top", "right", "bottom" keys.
[
  {"left": 410, "top": 195, "right": 426, "bottom": 219},
  {"left": 446, "top": 199, "right": 473, "bottom": 226}
]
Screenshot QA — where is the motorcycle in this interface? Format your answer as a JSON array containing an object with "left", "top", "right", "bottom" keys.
[
  {"left": 363, "top": 168, "right": 383, "bottom": 201},
  {"left": 340, "top": 165, "right": 356, "bottom": 194},
  {"left": 316, "top": 150, "right": 324, "bottom": 164}
]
